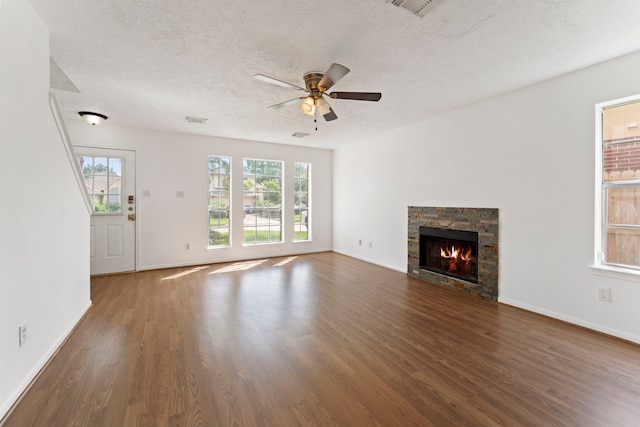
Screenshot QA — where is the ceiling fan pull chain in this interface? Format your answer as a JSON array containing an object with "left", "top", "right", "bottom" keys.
[{"left": 315, "top": 99, "right": 319, "bottom": 131}]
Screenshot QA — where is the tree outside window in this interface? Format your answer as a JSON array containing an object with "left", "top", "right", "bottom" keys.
[
  {"left": 294, "top": 162, "right": 310, "bottom": 241},
  {"left": 243, "top": 159, "right": 282, "bottom": 244},
  {"left": 208, "top": 156, "right": 231, "bottom": 247}
]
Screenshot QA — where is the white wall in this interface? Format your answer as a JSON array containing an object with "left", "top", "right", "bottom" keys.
[
  {"left": 0, "top": 0, "right": 91, "bottom": 418},
  {"left": 334, "top": 50, "right": 640, "bottom": 344},
  {"left": 66, "top": 122, "right": 333, "bottom": 270}
]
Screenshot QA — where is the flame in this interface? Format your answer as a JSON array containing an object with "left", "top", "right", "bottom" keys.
[
  {"left": 440, "top": 245, "right": 472, "bottom": 261},
  {"left": 440, "top": 246, "right": 459, "bottom": 259},
  {"left": 439, "top": 243, "right": 473, "bottom": 274},
  {"left": 460, "top": 246, "right": 472, "bottom": 261}
]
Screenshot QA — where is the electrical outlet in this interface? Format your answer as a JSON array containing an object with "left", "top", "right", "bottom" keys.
[
  {"left": 598, "top": 287, "right": 611, "bottom": 302},
  {"left": 358, "top": 239, "right": 362, "bottom": 246},
  {"left": 369, "top": 241, "right": 373, "bottom": 248},
  {"left": 19, "top": 323, "right": 27, "bottom": 347},
  {"left": 185, "top": 243, "right": 190, "bottom": 250}
]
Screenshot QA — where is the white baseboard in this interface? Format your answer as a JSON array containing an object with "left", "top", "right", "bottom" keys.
[
  {"left": 0, "top": 300, "right": 92, "bottom": 422},
  {"left": 332, "top": 250, "right": 405, "bottom": 273},
  {"left": 498, "top": 297, "right": 640, "bottom": 345},
  {"left": 138, "top": 247, "right": 334, "bottom": 272}
]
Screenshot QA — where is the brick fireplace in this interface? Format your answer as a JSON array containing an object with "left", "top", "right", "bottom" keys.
[{"left": 408, "top": 207, "right": 499, "bottom": 300}]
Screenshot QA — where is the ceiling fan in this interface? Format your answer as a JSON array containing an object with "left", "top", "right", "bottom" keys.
[{"left": 254, "top": 63, "right": 382, "bottom": 123}]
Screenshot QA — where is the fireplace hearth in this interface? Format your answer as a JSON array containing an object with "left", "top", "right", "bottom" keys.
[{"left": 408, "top": 207, "right": 499, "bottom": 300}]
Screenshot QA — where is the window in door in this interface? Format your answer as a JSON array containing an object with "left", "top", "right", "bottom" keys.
[
  {"left": 208, "top": 155, "right": 231, "bottom": 247},
  {"left": 294, "top": 162, "right": 310, "bottom": 241},
  {"left": 243, "top": 159, "right": 283, "bottom": 245},
  {"left": 78, "top": 156, "right": 123, "bottom": 214}
]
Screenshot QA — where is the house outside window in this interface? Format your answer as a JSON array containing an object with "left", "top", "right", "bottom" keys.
[
  {"left": 78, "top": 156, "right": 122, "bottom": 214},
  {"left": 243, "top": 159, "right": 282, "bottom": 245},
  {"left": 597, "top": 97, "right": 640, "bottom": 270},
  {"left": 208, "top": 156, "right": 231, "bottom": 247},
  {"left": 294, "top": 162, "right": 310, "bottom": 241}
]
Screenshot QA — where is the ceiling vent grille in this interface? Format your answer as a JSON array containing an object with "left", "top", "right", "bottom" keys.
[
  {"left": 386, "top": 0, "right": 442, "bottom": 18},
  {"left": 185, "top": 116, "right": 208, "bottom": 124}
]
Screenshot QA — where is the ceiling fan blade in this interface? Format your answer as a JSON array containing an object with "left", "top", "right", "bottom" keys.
[
  {"left": 318, "top": 63, "right": 350, "bottom": 91},
  {"left": 268, "top": 98, "right": 302, "bottom": 109},
  {"left": 254, "top": 74, "right": 304, "bottom": 91},
  {"left": 329, "top": 92, "right": 382, "bottom": 101},
  {"left": 323, "top": 107, "right": 338, "bottom": 122}
]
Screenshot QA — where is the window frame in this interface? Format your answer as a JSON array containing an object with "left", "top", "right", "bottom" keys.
[
  {"left": 208, "top": 155, "right": 231, "bottom": 248},
  {"left": 293, "top": 162, "right": 311, "bottom": 242},
  {"left": 78, "top": 155, "right": 124, "bottom": 215},
  {"left": 594, "top": 93, "right": 640, "bottom": 274},
  {"left": 242, "top": 158, "right": 284, "bottom": 246}
]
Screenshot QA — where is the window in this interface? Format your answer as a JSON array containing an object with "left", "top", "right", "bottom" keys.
[
  {"left": 294, "top": 162, "right": 310, "bottom": 241},
  {"left": 597, "top": 97, "right": 640, "bottom": 270},
  {"left": 243, "top": 159, "right": 282, "bottom": 245},
  {"left": 208, "top": 156, "right": 231, "bottom": 247},
  {"left": 79, "top": 156, "right": 122, "bottom": 214}
]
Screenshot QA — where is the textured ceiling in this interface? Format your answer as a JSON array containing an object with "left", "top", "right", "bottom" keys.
[{"left": 29, "top": 0, "right": 640, "bottom": 149}]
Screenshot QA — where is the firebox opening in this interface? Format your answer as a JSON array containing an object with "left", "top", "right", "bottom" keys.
[{"left": 419, "top": 226, "right": 479, "bottom": 284}]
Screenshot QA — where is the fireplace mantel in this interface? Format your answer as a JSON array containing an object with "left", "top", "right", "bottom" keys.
[{"left": 408, "top": 207, "right": 499, "bottom": 300}]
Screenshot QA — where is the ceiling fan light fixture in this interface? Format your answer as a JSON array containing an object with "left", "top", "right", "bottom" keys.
[
  {"left": 316, "top": 97, "right": 331, "bottom": 115},
  {"left": 256, "top": 63, "right": 381, "bottom": 124},
  {"left": 301, "top": 96, "right": 315, "bottom": 116},
  {"left": 78, "top": 111, "right": 108, "bottom": 125}
]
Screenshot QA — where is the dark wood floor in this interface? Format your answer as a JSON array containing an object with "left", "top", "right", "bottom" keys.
[{"left": 3, "top": 252, "right": 640, "bottom": 426}]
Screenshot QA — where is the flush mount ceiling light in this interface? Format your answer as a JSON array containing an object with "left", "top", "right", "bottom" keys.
[{"left": 78, "top": 111, "right": 108, "bottom": 125}]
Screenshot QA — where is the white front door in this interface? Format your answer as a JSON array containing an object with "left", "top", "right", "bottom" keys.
[{"left": 76, "top": 147, "right": 136, "bottom": 275}]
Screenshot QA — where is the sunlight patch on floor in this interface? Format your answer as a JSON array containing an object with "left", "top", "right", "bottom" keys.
[
  {"left": 273, "top": 256, "right": 297, "bottom": 266},
  {"left": 209, "top": 259, "right": 267, "bottom": 274},
  {"left": 161, "top": 265, "right": 209, "bottom": 280}
]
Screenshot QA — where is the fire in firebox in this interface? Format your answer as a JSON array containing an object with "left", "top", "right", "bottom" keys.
[
  {"left": 419, "top": 226, "right": 479, "bottom": 283},
  {"left": 440, "top": 244, "right": 474, "bottom": 274}
]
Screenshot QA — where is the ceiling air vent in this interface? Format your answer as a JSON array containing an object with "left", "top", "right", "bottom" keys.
[
  {"left": 185, "top": 116, "right": 208, "bottom": 124},
  {"left": 292, "top": 132, "right": 310, "bottom": 138},
  {"left": 386, "top": 0, "right": 443, "bottom": 18}
]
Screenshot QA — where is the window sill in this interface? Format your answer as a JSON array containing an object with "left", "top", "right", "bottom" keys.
[
  {"left": 242, "top": 241, "right": 284, "bottom": 248},
  {"left": 589, "top": 264, "right": 640, "bottom": 281},
  {"left": 207, "top": 245, "right": 231, "bottom": 250}
]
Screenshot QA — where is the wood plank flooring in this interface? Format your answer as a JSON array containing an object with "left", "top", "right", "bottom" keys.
[{"left": 3, "top": 252, "right": 640, "bottom": 426}]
